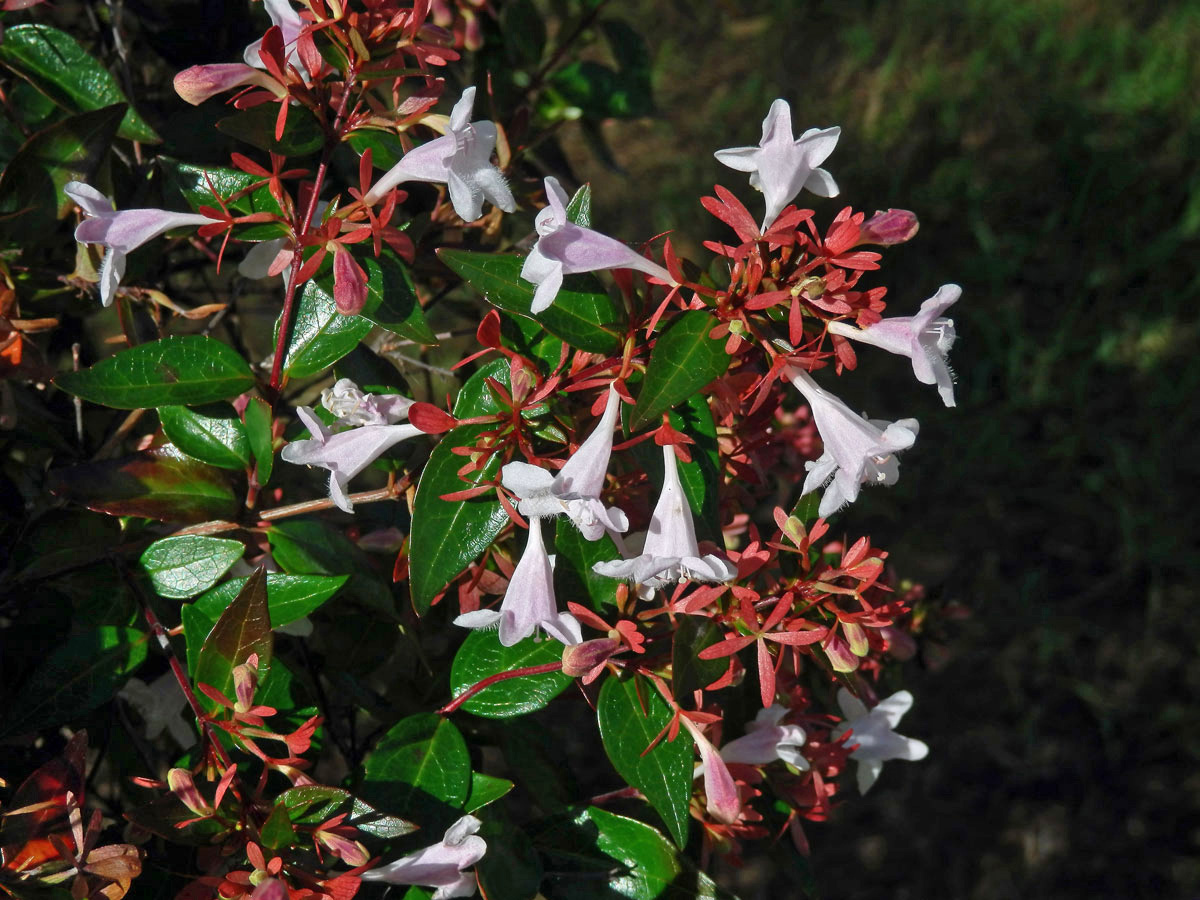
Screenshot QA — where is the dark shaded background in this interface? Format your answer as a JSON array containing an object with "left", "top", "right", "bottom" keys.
[{"left": 554, "top": 1, "right": 1200, "bottom": 896}]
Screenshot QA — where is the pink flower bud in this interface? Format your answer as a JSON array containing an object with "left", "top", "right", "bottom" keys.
[
  {"left": 333, "top": 248, "right": 368, "bottom": 316},
  {"left": 317, "top": 831, "right": 371, "bottom": 867},
  {"left": 857, "top": 209, "right": 919, "bottom": 246},
  {"left": 561, "top": 638, "right": 621, "bottom": 678},
  {"left": 167, "top": 768, "right": 212, "bottom": 817}
]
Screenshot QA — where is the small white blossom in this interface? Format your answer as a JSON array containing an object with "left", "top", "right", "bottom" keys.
[{"left": 834, "top": 688, "right": 929, "bottom": 793}]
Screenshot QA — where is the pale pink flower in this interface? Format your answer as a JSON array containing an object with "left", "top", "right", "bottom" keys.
[
  {"left": 243, "top": 0, "right": 305, "bottom": 71},
  {"left": 320, "top": 378, "right": 414, "bottom": 426},
  {"left": 828, "top": 284, "right": 961, "bottom": 407},
  {"left": 173, "top": 63, "right": 280, "bottom": 106},
  {"left": 500, "top": 384, "right": 629, "bottom": 540},
  {"left": 787, "top": 367, "right": 919, "bottom": 518},
  {"left": 520, "top": 176, "right": 675, "bottom": 314},
  {"left": 363, "top": 87, "right": 515, "bottom": 222},
  {"left": 361, "top": 814, "right": 486, "bottom": 900},
  {"left": 834, "top": 689, "right": 929, "bottom": 794},
  {"left": 714, "top": 98, "right": 840, "bottom": 229},
  {"left": 719, "top": 704, "right": 809, "bottom": 771},
  {"left": 64, "top": 182, "right": 222, "bottom": 307},
  {"left": 453, "top": 517, "right": 582, "bottom": 647},
  {"left": 118, "top": 672, "right": 194, "bottom": 749},
  {"left": 683, "top": 718, "right": 741, "bottom": 825},
  {"left": 593, "top": 444, "right": 735, "bottom": 594}
]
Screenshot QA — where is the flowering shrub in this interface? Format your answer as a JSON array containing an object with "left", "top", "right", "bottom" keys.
[{"left": 0, "top": 2, "right": 958, "bottom": 898}]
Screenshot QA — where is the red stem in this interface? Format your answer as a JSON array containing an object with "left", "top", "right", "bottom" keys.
[
  {"left": 266, "top": 70, "right": 358, "bottom": 404},
  {"left": 437, "top": 661, "right": 565, "bottom": 716}
]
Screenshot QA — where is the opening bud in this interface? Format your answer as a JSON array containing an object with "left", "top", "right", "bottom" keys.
[
  {"left": 561, "top": 637, "right": 621, "bottom": 678},
  {"left": 857, "top": 209, "right": 919, "bottom": 246}
]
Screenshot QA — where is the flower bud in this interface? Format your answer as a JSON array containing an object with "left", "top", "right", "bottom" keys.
[
  {"left": 561, "top": 637, "right": 621, "bottom": 677},
  {"left": 317, "top": 830, "right": 371, "bottom": 867},
  {"left": 167, "top": 768, "right": 212, "bottom": 817},
  {"left": 857, "top": 209, "right": 919, "bottom": 246}
]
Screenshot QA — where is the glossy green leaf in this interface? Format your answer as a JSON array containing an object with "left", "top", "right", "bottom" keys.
[
  {"left": 0, "top": 104, "right": 123, "bottom": 241},
  {"left": 48, "top": 445, "right": 239, "bottom": 524},
  {"left": 193, "top": 573, "right": 348, "bottom": 628},
  {"left": 217, "top": 102, "right": 324, "bottom": 157},
  {"left": 193, "top": 568, "right": 272, "bottom": 711},
  {"left": 464, "top": 772, "right": 515, "bottom": 813},
  {"left": 535, "top": 807, "right": 735, "bottom": 900},
  {"left": 476, "top": 820, "right": 543, "bottom": 900},
  {"left": 598, "top": 675, "right": 694, "bottom": 847},
  {"left": 438, "top": 250, "right": 623, "bottom": 354},
  {"left": 360, "top": 714, "right": 471, "bottom": 824},
  {"left": 279, "top": 785, "right": 415, "bottom": 841},
  {"left": 448, "top": 630, "right": 573, "bottom": 718},
  {"left": 565, "top": 182, "right": 591, "bottom": 227},
  {"left": 409, "top": 425, "right": 507, "bottom": 615},
  {"left": 452, "top": 358, "right": 509, "bottom": 418},
  {"left": 346, "top": 129, "right": 405, "bottom": 171},
  {"left": 0, "top": 626, "right": 148, "bottom": 738},
  {"left": 260, "top": 803, "right": 295, "bottom": 851},
  {"left": 267, "top": 519, "right": 396, "bottom": 618},
  {"left": 158, "top": 404, "right": 251, "bottom": 470},
  {"left": 0, "top": 25, "right": 160, "bottom": 142},
  {"left": 160, "top": 158, "right": 286, "bottom": 242},
  {"left": 631, "top": 311, "right": 729, "bottom": 430},
  {"left": 359, "top": 250, "right": 437, "bottom": 344},
  {"left": 279, "top": 274, "right": 373, "bottom": 378},
  {"left": 671, "top": 617, "right": 727, "bottom": 700},
  {"left": 139, "top": 535, "right": 245, "bottom": 600},
  {"left": 790, "top": 491, "right": 821, "bottom": 526},
  {"left": 55, "top": 336, "right": 255, "bottom": 409},
  {"left": 244, "top": 396, "right": 274, "bottom": 485},
  {"left": 554, "top": 519, "right": 619, "bottom": 611}
]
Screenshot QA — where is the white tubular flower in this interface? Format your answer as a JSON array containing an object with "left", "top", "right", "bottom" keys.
[
  {"left": 361, "top": 815, "right": 486, "bottom": 899},
  {"left": 118, "top": 672, "right": 194, "bottom": 749},
  {"left": 719, "top": 704, "right": 809, "bottom": 771},
  {"left": 834, "top": 688, "right": 929, "bottom": 794}
]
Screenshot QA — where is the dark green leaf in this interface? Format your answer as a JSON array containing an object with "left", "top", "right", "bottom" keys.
[
  {"left": 138, "top": 535, "right": 245, "bottom": 599},
  {"left": 217, "top": 103, "right": 324, "bottom": 157},
  {"left": 671, "top": 617, "right": 727, "bottom": 699},
  {"left": 260, "top": 803, "right": 295, "bottom": 851},
  {"left": 0, "top": 626, "right": 148, "bottom": 738},
  {"left": 346, "top": 129, "right": 405, "bottom": 172},
  {"left": 55, "top": 336, "right": 255, "bottom": 409},
  {"left": 0, "top": 104, "right": 123, "bottom": 241},
  {"left": 476, "top": 820, "right": 543, "bottom": 900},
  {"left": 554, "top": 519, "right": 619, "bottom": 611},
  {"left": 565, "top": 182, "right": 591, "bottom": 227},
  {"left": 452, "top": 358, "right": 509, "bottom": 418},
  {"left": 409, "top": 424, "right": 508, "bottom": 615},
  {"left": 790, "top": 491, "right": 821, "bottom": 526},
  {"left": 448, "top": 630, "right": 572, "bottom": 718},
  {"left": 631, "top": 311, "right": 729, "bottom": 430},
  {"left": 598, "top": 675, "right": 693, "bottom": 847},
  {"left": 194, "top": 568, "right": 272, "bottom": 710},
  {"left": 360, "top": 714, "right": 471, "bottom": 824},
  {"left": 535, "top": 807, "right": 736, "bottom": 900},
  {"left": 500, "top": 0, "right": 546, "bottom": 66},
  {"left": 359, "top": 250, "right": 437, "bottom": 344},
  {"left": 158, "top": 404, "right": 251, "bottom": 470},
  {"left": 160, "top": 158, "right": 286, "bottom": 242},
  {"left": 279, "top": 785, "right": 415, "bottom": 840},
  {"left": 193, "top": 573, "right": 348, "bottom": 628},
  {"left": 244, "top": 396, "right": 274, "bottom": 485},
  {"left": 48, "top": 445, "right": 239, "bottom": 523},
  {"left": 438, "top": 250, "right": 623, "bottom": 354},
  {"left": 464, "top": 772, "right": 515, "bottom": 813},
  {"left": 267, "top": 519, "right": 396, "bottom": 618},
  {"left": 279, "top": 273, "right": 373, "bottom": 378},
  {"left": 0, "top": 25, "right": 160, "bottom": 142}
]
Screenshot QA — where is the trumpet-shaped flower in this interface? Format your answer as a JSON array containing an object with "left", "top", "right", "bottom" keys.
[
  {"left": 828, "top": 284, "right": 961, "bottom": 407},
  {"left": 520, "top": 176, "right": 675, "bottom": 314},
  {"left": 243, "top": 0, "right": 305, "bottom": 71},
  {"left": 593, "top": 444, "right": 735, "bottom": 594},
  {"left": 500, "top": 384, "right": 629, "bottom": 540},
  {"left": 361, "top": 814, "right": 486, "bottom": 900},
  {"left": 683, "top": 718, "right": 741, "bottom": 824},
  {"left": 118, "top": 672, "right": 194, "bottom": 749},
  {"left": 714, "top": 98, "right": 840, "bottom": 230},
  {"left": 64, "top": 182, "right": 222, "bottom": 307},
  {"left": 834, "top": 688, "right": 929, "bottom": 794},
  {"left": 787, "top": 367, "right": 918, "bottom": 518},
  {"left": 362, "top": 87, "right": 515, "bottom": 223},
  {"left": 719, "top": 704, "right": 809, "bottom": 771},
  {"left": 280, "top": 384, "right": 421, "bottom": 512},
  {"left": 454, "top": 517, "right": 582, "bottom": 647}
]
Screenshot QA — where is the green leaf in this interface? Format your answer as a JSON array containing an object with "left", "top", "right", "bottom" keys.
[
  {"left": 464, "top": 772, "right": 515, "bottom": 813},
  {"left": 244, "top": 396, "right": 274, "bottom": 485},
  {"left": 259, "top": 803, "right": 295, "bottom": 851},
  {"left": 278, "top": 785, "right": 415, "bottom": 841},
  {"left": 193, "top": 568, "right": 272, "bottom": 711},
  {"left": 55, "top": 336, "right": 255, "bottom": 409},
  {"left": 346, "top": 129, "right": 405, "bottom": 171},
  {"left": 554, "top": 518, "right": 619, "bottom": 611},
  {"left": 476, "top": 820, "right": 543, "bottom": 900},
  {"left": 158, "top": 404, "right": 251, "bottom": 470},
  {"left": 48, "top": 445, "right": 239, "bottom": 523},
  {"left": 217, "top": 102, "right": 324, "bottom": 157},
  {"left": 0, "top": 626, "right": 148, "bottom": 738},
  {"left": 535, "top": 807, "right": 736, "bottom": 900},
  {"left": 267, "top": 519, "right": 396, "bottom": 618},
  {"left": 790, "top": 491, "right": 821, "bottom": 526},
  {"left": 0, "top": 104, "right": 123, "bottom": 241},
  {"left": 671, "top": 616, "right": 727, "bottom": 700},
  {"left": 160, "top": 158, "right": 286, "bottom": 242},
  {"left": 448, "top": 630, "right": 572, "bottom": 718},
  {"left": 139, "top": 535, "right": 245, "bottom": 599},
  {"left": 565, "top": 182, "right": 591, "bottom": 227},
  {"left": 360, "top": 714, "right": 471, "bottom": 825},
  {"left": 278, "top": 273, "right": 373, "bottom": 378},
  {"left": 597, "top": 675, "right": 693, "bottom": 847},
  {"left": 409, "top": 424, "right": 508, "bottom": 615},
  {"left": 438, "top": 250, "right": 624, "bottom": 354},
  {"left": 359, "top": 250, "right": 437, "bottom": 344},
  {"left": 0, "top": 25, "right": 160, "bottom": 142},
  {"left": 451, "top": 357, "right": 509, "bottom": 418},
  {"left": 631, "top": 311, "right": 729, "bottom": 430},
  {"left": 193, "top": 573, "right": 348, "bottom": 628},
  {"left": 500, "top": 0, "right": 546, "bottom": 67}
]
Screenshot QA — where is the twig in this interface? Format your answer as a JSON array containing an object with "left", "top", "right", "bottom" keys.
[{"left": 71, "top": 343, "right": 84, "bottom": 448}]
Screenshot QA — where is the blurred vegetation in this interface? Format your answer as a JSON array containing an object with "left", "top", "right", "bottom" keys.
[{"left": 557, "top": 0, "right": 1200, "bottom": 896}]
